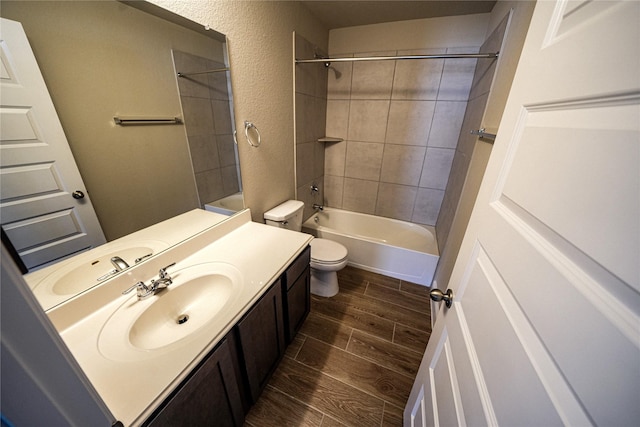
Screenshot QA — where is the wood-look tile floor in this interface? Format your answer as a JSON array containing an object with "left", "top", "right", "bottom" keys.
[{"left": 244, "top": 266, "right": 432, "bottom": 427}]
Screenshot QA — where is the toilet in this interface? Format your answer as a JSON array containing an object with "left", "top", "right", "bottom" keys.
[{"left": 264, "top": 200, "right": 348, "bottom": 297}]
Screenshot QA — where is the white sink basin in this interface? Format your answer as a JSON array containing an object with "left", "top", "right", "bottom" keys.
[
  {"left": 29, "top": 240, "right": 169, "bottom": 311},
  {"left": 98, "top": 263, "right": 243, "bottom": 361},
  {"left": 54, "top": 246, "right": 160, "bottom": 295}
]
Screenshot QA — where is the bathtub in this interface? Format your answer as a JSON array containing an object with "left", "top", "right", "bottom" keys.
[
  {"left": 302, "top": 207, "right": 439, "bottom": 286},
  {"left": 204, "top": 192, "right": 244, "bottom": 216}
]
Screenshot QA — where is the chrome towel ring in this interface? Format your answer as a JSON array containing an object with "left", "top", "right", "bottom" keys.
[{"left": 233, "top": 121, "right": 261, "bottom": 147}]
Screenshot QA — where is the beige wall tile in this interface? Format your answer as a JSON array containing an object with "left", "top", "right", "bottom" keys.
[
  {"left": 325, "top": 140, "right": 347, "bottom": 176},
  {"left": 217, "top": 134, "right": 237, "bottom": 167},
  {"left": 348, "top": 100, "right": 390, "bottom": 142},
  {"left": 297, "top": 141, "right": 316, "bottom": 187},
  {"left": 221, "top": 164, "right": 240, "bottom": 194},
  {"left": 189, "top": 134, "right": 220, "bottom": 173},
  {"left": 345, "top": 141, "right": 384, "bottom": 181},
  {"left": 386, "top": 101, "right": 436, "bottom": 146},
  {"left": 342, "top": 178, "right": 379, "bottom": 214},
  {"left": 427, "top": 101, "right": 467, "bottom": 149},
  {"left": 196, "top": 169, "right": 225, "bottom": 206},
  {"left": 351, "top": 51, "right": 396, "bottom": 99},
  {"left": 324, "top": 175, "right": 344, "bottom": 208},
  {"left": 412, "top": 188, "right": 445, "bottom": 225},
  {"left": 380, "top": 144, "right": 426, "bottom": 186},
  {"left": 327, "top": 59, "right": 353, "bottom": 100},
  {"left": 312, "top": 96, "right": 328, "bottom": 141},
  {"left": 392, "top": 48, "right": 445, "bottom": 100},
  {"left": 376, "top": 183, "right": 417, "bottom": 221},
  {"left": 296, "top": 93, "right": 316, "bottom": 143},
  {"left": 297, "top": 178, "right": 324, "bottom": 221},
  {"left": 181, "top": 96, "right": 214, "bottom": 137},
  {"left": 419, "top": 148, "right": 455, "bottom": 190},
  {"left": 437, "top": 47, "right": 478, "bottom": 101},
  {"left": 173, "top": 51, "right": 211, "bottom": 99},
  {"left": 326, "top": 100, "right": 350, "bottom": 140},
  {"left": 207, "top": 64, "right": 230, "bottom": 101},
  {"left": 295, "top": 34, "right": 319, "bottom": 97},
  {"left": 313, "top": 141, "right": 325, "bottom": 180},
  {"left": 211, "top": 99, "right": 233, "bottom": 134}
]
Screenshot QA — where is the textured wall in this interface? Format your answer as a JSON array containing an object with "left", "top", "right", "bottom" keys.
[{"left": 149, "top": 0, "right": 329, "bottom": 222}]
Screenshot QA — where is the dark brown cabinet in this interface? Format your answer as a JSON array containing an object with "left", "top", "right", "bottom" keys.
[
  {"left": 144, "top": 337, "right": 244, "bottom": 427},
  {"left": 142, "top": 245, "right": 310, "bottom": 424},
  {"left": 282, "top": 246, "right": 311, "bottom": 343},
  {"left": 235, "top": 279, "right": 286, "bottom": 403}
]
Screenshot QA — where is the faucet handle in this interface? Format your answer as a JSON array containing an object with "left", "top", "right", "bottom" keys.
[
  {"left": 122, "top": 281, "right": 149, "bottom": 295},
  {"left": 159, "top": 262, "right": 176, "bottom": 279}
]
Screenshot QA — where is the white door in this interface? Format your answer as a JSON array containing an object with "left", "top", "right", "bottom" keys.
[
  {"left": 0, "top": 18, "right": 105, "bottom": 271},
  {"left": 405, "top": 1, "right": 640, "bottom": 426}
]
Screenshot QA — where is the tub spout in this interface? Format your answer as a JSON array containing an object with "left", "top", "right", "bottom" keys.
[{"left": 313, "top": 204, "right": 324, "bottom": 211}]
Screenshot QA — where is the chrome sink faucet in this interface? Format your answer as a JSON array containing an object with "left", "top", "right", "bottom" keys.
[
  {"left": 110, "top": 256, "right": 130, "bottom": 271},
  {"left": 151, "top": 262, "right": 176, "bottom": 290},
  {"left": 123, "top": 262, "right": 176, "bottom": 300}
]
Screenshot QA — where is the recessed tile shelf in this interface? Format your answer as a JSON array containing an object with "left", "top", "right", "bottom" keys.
[{"left": 317, "top": 137, "right": 344, "bottom": 143}]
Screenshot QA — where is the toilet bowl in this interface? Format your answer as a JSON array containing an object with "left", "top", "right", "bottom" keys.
[
  {"left": 309, "top": 238, "right": 348, "bottom": 297},
  {"left": 264, "top": 200, "right": 348, "bottom": 297}
]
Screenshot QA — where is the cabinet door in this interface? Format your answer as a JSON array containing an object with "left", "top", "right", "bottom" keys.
[
  {"left": 145, "top": 338, "right": 244, "bottom": 427},
  {"left": 283, "top": 246, "right": 311, "bottom": 343},
  {"left": 236, "top": 280, "right": 285, "bottom": 403},
  {"left": 285, "top": 266, "right": 310, "bottom": 342}
]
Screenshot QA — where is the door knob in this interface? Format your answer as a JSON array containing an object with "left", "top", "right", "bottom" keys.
[
  {"left": 430, "top": 288, "right": 454, "bottom": 308},
  {"left": 72, "top": 190, "right": 85, "bottom": 199}
]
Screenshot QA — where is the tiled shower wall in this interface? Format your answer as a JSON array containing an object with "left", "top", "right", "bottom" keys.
[
  {"left": 435, "top": 17, "right": 509, "bottom": 253},
  {"left": 173, "top": 50, "right": 240, "bottom": 207},
  {"left": 294, "top": 34, "right": 328, "bottom": 220},
  {"left": 323, "top": 48, "right": 478, "bottom": 226}
]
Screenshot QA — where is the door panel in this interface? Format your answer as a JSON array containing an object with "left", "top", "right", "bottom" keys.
[
  {"left": 463, "top": 248, "right": 563, "bottom": 426},
  {"left": 0, "top": 18, "right": 105, "bottom": 270},
  {"left": 500, "top": 103, "right": 639, "bottom": 288},
  {"left": 406, "top": 1, "right": 640, "bottom": 426}
]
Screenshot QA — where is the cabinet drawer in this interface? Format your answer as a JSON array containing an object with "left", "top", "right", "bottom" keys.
[{"left": 284, "top": 245, "right": 310, "bottom": 289}]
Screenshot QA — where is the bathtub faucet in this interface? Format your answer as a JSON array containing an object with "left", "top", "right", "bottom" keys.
[{"left": 313, "top": 204, "right": 324, "bottom": 211}]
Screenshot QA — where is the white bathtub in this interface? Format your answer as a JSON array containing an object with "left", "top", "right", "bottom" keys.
[
  {"left": 204, "top": 192, "right": 244, "bottom": 216},
  {"left": 302, "top": 207, "right": 439, "bottom": 286}
]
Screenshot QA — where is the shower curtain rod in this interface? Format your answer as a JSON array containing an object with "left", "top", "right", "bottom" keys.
[
  {"left": 296, "top": 52, "right": 498, "bottom": 64},
  {"left": 177, "top": 67, "right": 229, "bottom": 77}
]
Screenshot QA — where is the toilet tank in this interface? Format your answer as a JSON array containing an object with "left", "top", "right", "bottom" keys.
[{"left": 263, "top": 200, "right": 304, "bottom": 231}]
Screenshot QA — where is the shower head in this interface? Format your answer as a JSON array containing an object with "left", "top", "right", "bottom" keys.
[{"left": 324, "top": 62, "right": 342, "bottom": 79}]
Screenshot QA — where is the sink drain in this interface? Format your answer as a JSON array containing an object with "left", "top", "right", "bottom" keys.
[{"left": 177, "top": 314, "right": 189, "bottom": 325}]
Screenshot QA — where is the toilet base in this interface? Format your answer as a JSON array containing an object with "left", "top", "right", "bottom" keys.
[{"left": 310, "top": 268, "right": 339, "bottom": 297}]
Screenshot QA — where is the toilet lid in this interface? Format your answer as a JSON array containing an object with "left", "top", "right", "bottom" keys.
[{"left": 310, "top": 238, "right": 348, "bottom": 264}]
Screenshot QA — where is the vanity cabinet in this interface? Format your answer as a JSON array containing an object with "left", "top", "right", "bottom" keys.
[
  {"left": 235, "top": 278, "right": 286, "bottom": 403},
  {"left": 282, "top": 246, "right": 311, "bottom": 343},
  {"left": 142, "top": 245, "right": 311, "bottom": 424},
  {"left": 144, "top": 337, "right": 244, "bottom": 427}
]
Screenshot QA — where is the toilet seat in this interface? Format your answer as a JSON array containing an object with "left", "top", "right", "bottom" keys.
[{"left": 310, "top": 238, "right": 348, "bottom": 266}]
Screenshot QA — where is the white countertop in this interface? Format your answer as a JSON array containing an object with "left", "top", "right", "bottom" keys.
[{"left": 47, "top": 209, "right": 312, "bottom": 426}]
